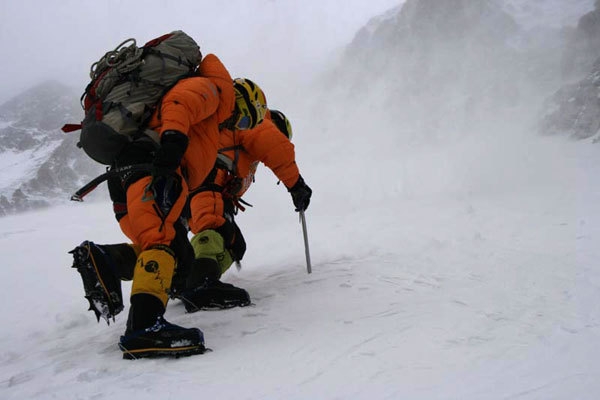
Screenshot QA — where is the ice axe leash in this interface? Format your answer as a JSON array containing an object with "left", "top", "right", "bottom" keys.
[{"left": 299, "top": 210, "right": 312, "bottom": 274}]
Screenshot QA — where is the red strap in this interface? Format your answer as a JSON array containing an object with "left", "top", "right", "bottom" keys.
[
  {"left": 61, "top": 123, "right": 82, "bottom": 133},
  {"left": 113, "top": 202, "right": 127, "bottom": 215},
  {"left": 233, "top": 198, "right": 246, "bottom": 212},
  {"left": 95, "top": 100, "right": 103, "bottom": 120},
  {"left": 144, "top": 33, "right": 173, "bottom": 47}
]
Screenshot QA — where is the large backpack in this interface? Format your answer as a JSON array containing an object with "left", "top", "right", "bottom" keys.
[{"left": 62, "top": 30, "right": 201, "bottom": 166}]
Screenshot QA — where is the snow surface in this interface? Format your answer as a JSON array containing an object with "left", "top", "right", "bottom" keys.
[{"left": 1, "top": 128, "right": 600, "bottom": 399}]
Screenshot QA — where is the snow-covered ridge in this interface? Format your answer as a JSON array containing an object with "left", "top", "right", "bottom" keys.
[
  {"left": 0, "top": 143, "right": 62, "bottom": 192},
  {"left": 0, "top": 81, "right": 103, "bottom": 216},
  {"left": 361, "top": 3, "right": 405, "bottom": 36}
]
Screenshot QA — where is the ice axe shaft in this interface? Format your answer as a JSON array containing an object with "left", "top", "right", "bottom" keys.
[{"left": 299, "top": 210, "right": 312, "bottom": 274}]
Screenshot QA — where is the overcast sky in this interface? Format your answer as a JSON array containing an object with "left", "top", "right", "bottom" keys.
[{"left": 0, "top": 0, "right": 401, "bottom": 104}]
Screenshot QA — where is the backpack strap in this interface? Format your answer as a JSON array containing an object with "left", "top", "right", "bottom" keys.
[
  {"left": 217, "top": 144, "right": 244, "bottom": 174},
  {"left": 71, "top": 164, "right": 152, "bottom": 201}
]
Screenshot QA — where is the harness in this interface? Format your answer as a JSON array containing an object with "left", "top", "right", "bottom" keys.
[
  {"left": 188, "top": 144, "right": 253, "bottom": 215},
  {"left": 73, "top": 134, "right": 254, "bottom": 219}
]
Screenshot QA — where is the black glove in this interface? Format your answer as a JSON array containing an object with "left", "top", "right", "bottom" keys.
[
  {"left": 288, "top": 175, "right": 312, "bottom": 212},
  {"left": 215, "top": 218, "right": 246, "bottom": 262},
  {"left": 149, "top": 131, "right": 188, "bottom": 217},
  {"left": 150, "top": 173, "right": 183, "bottom": 218},
  {"left": 151, "top": 130, "right": 189, "bottom": 178}
]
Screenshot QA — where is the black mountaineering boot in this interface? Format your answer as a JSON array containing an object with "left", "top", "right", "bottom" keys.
[
  {"left": 179, "top": 258, "right": 251, "bottom": 312},
  {"left": 181, "top": 279, "right": 251, "bottom": 312},
  {"left": 119, "top": 294, "right": 206, "bottom": 360},
  {"left": 69, "top": 241, "right": 129, "bottom": 323},
  {"left": 119, "top": 316, "right": 206, "bottom": 360}
]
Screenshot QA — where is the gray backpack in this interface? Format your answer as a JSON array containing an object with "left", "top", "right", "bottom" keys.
[{"left": 62, "top": 30, "right": 201, "bottom": 165}]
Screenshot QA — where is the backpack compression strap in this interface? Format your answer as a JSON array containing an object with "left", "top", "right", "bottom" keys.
[{"left": 62, "top": 123, "right": 83, "bottom": 133}]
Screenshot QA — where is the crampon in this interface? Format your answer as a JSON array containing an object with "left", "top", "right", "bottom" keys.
[{"left": 69, "top": 241, "right": 124, "bottom": 324}]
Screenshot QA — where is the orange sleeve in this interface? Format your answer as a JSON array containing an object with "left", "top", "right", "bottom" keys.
[
  {"left": 241, "top": 119, "right": 300, "bottom": 188},
  {"left": 156, "top": 76, "right": 220, "bottom": 135}
]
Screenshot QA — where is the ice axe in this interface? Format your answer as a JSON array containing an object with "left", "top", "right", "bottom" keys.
[{"left": 299, "top": 210, "right": 312, "bottom": 274}]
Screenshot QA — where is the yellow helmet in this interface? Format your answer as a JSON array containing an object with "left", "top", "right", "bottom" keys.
[
  {"left": 233, "top": 78, "right": 267, "bottom": 130},
  {"left": 269, "top": 109, "right": 293, "bottom": 140}
]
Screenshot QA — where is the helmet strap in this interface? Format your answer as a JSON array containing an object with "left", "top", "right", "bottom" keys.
[{"left": 219, "top": 110, "right": 238, "bottom": 131}]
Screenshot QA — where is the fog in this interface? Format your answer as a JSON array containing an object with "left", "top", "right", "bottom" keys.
[
  {"left": 1, "top": 0, "right": 596, "bottom": 214},
  {"left": 0, "top": 0, "right": 400, "bottom": 105},
  {"left": 288, "top": 0, "right": 597, "bottom": 217}
]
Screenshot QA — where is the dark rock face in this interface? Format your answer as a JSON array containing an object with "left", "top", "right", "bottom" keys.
[
  {"left": 322, "top": 0, "right": 555, "bottom": 141},
  {"left": 562, "top": 1, "right": 600, "bottom": 80},
  {"left": 540, "top": 57, "right": 600, "bottom": 139},
  {"left": 540, "top": 3, "right": 600, "bottom": 139},
  {"left": 322, "top": 0, "right": 598, "bottom": 143}
]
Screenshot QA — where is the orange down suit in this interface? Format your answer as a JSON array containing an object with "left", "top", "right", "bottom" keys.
[
  {"left": 119, "top": 54, "right": 235, "bottom": 250},
  {"left": 188, "top": 110, "right": 300, "bottom": 234}
]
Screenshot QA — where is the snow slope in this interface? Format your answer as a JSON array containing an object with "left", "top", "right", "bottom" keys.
[{"left": 1, "top": 129, "right": 599, "bottom": 399}]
